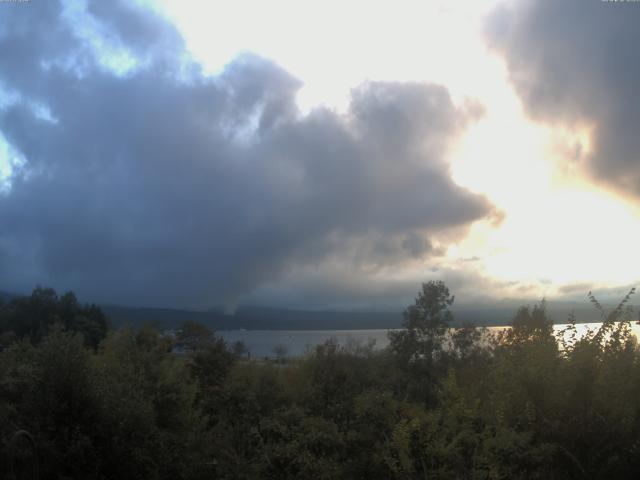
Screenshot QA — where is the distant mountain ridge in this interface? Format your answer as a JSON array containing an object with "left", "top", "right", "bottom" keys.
[
  {"left": 0, "top": 291, "right": 17, "bottom": 302},
  {"left": 2, "top": 288, "right": 632, "bottom": 330},
  {"left": 102, "top": 302, "right": 624, "bottom": 331},
  {"left": 102, "top": 305, "right": 406, "bottom": 331}
]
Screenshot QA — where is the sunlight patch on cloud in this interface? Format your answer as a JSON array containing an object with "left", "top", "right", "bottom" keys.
[
  {"left": 60, "top": 0, "right": 142, "bottom": 77},
  {"left": 0, "top": 134, "right": 26, "bottom": 194}
]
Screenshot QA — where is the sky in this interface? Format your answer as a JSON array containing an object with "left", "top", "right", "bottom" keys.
[{"left": 1, "top": 0, "right": 640, "bottom": 310}]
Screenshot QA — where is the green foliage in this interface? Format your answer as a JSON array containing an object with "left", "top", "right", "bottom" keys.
[
  {"left": 388, "top": 281, "right": 456, "bottom": 406},
  {"left": 174, "top": 320, "right": 216, "bottom": 352},
  {"left": 0, "top": 287, "right": 108, "bottom": 348},
  {"left": 389, "top": 280, "right": 454, "bottom": 363},
  {"left": 4, "top": 283, "right": 640, "bottom": 478}
]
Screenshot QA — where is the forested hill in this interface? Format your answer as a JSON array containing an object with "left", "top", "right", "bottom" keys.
[
  {"left": 2, "top": 288, "right": 627, "bottom": 330},
  {"left": 102, "top": 305, "right": 405, "bottom": 330},
  {"left": 0, "top": 290, "right": 16, "bottom": 302},
  {"left": 102, "top": 303, "right": 616, "bottom": 330}
]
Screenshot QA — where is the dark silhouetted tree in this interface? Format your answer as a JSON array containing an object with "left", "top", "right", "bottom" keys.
[{"left": 0, "top": 287, "right": 108, "bottom": 348}]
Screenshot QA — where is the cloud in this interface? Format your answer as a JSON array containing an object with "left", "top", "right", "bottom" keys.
[
  {"left": 0, "top": 0, "right": 495, "bottom": 308},
  {"left": 242, "top": 259, "right": 551, "bottom": 311},
  {"left": 485, "top": 0, "right": 640, "bottom": 196},
  {"left": 557, "top": 283, "right": 593, "bottom": 296}
]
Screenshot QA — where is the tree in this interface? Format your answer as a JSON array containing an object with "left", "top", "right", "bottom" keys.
[
  {"left": 508, "top": 301, "right": 555, "bottom": 346},
  {"left": 232, "top": 340, "right": 249, "bottom": 359},
  {"left": 0, "top": 287, "right": 108, "bottom": 348},
  {"left": 174, "top": 321, "right": 237, "bottom": 419},
  {"left": 175, "top": 320, "right": 216, "bottom": 352},
  {"left": 388, "top": 280, "right": 454, "bottom": 364},
  {"left": 388, "top": 281, "right": 455, "bottom": 405}
]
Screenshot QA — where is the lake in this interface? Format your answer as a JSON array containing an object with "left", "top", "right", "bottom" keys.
[{"left": 218, "top": 322, "right": 640, "bottom": 358}]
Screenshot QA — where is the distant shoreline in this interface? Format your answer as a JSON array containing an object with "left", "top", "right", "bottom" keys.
[{"left": 104, "top": 304, "right": 626, "bottom": 331}]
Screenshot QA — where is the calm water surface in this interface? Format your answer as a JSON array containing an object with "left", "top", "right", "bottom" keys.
[{"left": 219, "top": 322, "right": 640, "bottom": 358}]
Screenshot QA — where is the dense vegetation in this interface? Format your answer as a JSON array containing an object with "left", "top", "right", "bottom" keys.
[{"left": 2, "top": 282, "right": 640, "bottom": 479}]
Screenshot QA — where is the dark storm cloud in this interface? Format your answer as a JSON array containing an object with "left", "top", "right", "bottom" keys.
[
  {"left": 0, "top": 0, "right": 494, "bottom": 308},
  {"left": 485, "top": 0, "right": 640, "bottom": 196}
]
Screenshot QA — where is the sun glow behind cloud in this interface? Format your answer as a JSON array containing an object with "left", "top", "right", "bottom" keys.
[
  {"left": 154, "top": 0, "right": 502, "bottom": 111},
  {"left": 146, "top": 0, "right": 640, "bottom": 299},
  {"left": 451, "top": 96, "right": 640, "bottom": 292}
]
